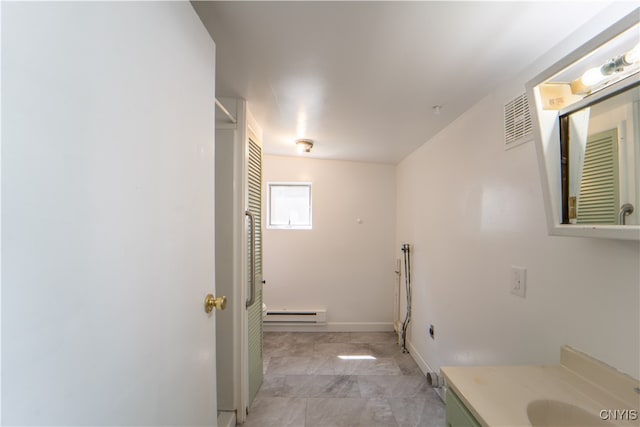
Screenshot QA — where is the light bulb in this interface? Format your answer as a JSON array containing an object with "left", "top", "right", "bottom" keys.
[
  {"left": 624, "top": 43, "right": 640, "bottom": 65},
  {"left": 581, "top": 67, "right": 606, "bottom": 86}
]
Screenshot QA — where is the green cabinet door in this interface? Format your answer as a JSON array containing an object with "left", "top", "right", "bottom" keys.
[{"left": 446, "top": 388, "right": 482, "bottom": 427}]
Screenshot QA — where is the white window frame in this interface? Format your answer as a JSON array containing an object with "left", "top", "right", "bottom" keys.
[{"left": 267, "top": 182, "right": 312, "bottom": 230}]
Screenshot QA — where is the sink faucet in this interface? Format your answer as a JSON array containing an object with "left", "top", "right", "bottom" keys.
[{"left": 619, "top": 203, "right": 634, "bottom": 225}]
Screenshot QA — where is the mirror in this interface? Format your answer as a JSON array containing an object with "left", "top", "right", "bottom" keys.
[
  {"left": 526, "top": 9, "right": 640, "bottom": 240},
  {"left": 560, "top": 83, "right": 639, "bottom": 226}
]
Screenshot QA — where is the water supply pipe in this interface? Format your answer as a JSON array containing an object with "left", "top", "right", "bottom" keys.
[{"left": 400, "top": 243, "right": 411, "bottom": 353}]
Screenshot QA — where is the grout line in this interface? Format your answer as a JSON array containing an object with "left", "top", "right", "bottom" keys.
[{"left": 304, "top": 397, "right": 309, "bottom": 427}]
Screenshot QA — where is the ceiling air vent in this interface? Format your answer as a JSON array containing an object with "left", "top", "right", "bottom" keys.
[{"left": 504, "top": 92, "right": 533, "bottom": 150}]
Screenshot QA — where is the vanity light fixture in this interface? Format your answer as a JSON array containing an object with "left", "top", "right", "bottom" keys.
[
  {"left": 572, "top": 42, "right": 640, "bottom": 93},
  {"left": 296, "top": 138, "right": 314, "bottom": 153}
]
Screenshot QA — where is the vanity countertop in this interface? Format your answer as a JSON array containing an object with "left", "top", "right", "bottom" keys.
[{"left": 441, "top": 347, "right": 640, "bottom": 427}]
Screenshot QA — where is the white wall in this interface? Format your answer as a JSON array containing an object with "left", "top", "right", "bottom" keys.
[
  {"left": 396, "top": 5, "right": 640, "bottom": 379},
  {"left": 263, "top": 155, "right": 396, "bottom": 330},
  {"left": 2, "top": 2, "right": 217, "bottom": 424}
]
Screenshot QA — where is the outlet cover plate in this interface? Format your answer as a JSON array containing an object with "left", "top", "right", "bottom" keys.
[{"left": 511, "top": 266, "right": 526, "bottom": 298}]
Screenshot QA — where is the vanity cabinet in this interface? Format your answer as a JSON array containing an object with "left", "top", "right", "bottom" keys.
[{"left": 446, "top": 388, "right": 482, "bottom": 427}]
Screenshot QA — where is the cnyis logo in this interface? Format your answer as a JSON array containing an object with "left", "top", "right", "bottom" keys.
[{"left": 599, "top": 409, "right": 639, "bottom": 421}]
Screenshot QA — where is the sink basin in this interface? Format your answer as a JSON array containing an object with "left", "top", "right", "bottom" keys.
[{"left": 527, "top": 399, "right": 611, "bottom": 426}]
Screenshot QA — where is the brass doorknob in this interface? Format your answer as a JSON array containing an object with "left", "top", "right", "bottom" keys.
[{"left": 205, "top": 294, "right": 227, "bottom": 313}]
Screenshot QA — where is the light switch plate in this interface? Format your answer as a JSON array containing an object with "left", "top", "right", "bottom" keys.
[{"left": 511, "top": 266, "right": 526, "bottom": 298}]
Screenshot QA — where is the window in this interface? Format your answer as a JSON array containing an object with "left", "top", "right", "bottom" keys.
[{"left": 267, "top": 182, "right": 312, "bottom": 229}]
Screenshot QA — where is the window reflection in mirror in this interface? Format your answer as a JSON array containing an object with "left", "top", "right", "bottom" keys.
[{"left": 560, "top": 82, "right": 639, "bottom": 225}]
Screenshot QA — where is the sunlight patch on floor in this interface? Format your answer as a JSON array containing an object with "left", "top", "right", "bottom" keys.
[{"left": 337, "top": 355, "right": 376, "bottom": 360}]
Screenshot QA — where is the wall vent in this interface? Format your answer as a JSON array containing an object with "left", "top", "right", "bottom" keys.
[{"left": 504, "top": 92, "right": 533, "bottom": 150}]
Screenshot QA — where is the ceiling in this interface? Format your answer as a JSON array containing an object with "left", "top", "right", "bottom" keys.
[{"left": 193, "top": 1, "right": 611, "bottom": 164}]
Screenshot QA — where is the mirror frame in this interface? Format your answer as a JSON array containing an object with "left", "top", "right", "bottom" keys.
[{"left": 526, "top": 9, "right": 640, "bottom": 241}]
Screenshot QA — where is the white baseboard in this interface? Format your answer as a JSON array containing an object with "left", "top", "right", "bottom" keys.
[
  {"left": 407, "top": 339, "right": 433, "bottom": 376},
  {"left": 217, "top": 411, "right": 235, "bottom": 427},
  {"left": 406, "top": 340, "right": 447, "bottom": 403},
  {"left": 263, "top": 322, "right": 394, "bottom": 333}
]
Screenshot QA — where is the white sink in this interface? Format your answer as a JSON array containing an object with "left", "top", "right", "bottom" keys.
[{"left": 527, "top": 399, "right": 611, "bottom": 427}]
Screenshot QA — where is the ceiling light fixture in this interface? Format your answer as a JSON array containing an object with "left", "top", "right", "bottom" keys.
[{"left": 296, "top": 138, "right": 314, "bottom": 153}]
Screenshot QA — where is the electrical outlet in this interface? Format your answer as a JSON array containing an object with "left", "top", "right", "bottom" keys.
[{"left": 511, "top": 266, "right": 526, "bottom": 298}]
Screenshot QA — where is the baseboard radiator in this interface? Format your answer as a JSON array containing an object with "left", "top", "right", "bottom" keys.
[{"left": 263, "top": 309, "right": 327, "bottom": 324}]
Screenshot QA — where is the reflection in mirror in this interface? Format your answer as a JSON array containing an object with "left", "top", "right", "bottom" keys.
[{"left": 560, "top": 83, "right": 639, "bottom": 225}]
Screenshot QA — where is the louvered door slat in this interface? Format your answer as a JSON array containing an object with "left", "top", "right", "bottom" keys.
[
  {"left": 576, "top": 128, "right": 619, "bottom": 224},
  {"left": 247, "top": 137, "right": 263, "bottom": 407}
]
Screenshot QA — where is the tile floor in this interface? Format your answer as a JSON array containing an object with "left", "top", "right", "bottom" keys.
[{"left": 243, "top": 331, "right": 446, "bottom": 427}]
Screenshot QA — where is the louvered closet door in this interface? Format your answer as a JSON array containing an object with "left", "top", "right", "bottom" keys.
[
  {"left": 247, "top": 137, "right": 263, "bottom": 407},
  {"left": 577, "top": 128, "right": 619, "bottom": 224}
]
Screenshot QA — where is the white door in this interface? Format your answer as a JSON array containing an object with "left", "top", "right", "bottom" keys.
[{"left": 1, "top": 2, "right": 218, "bottom": 425}]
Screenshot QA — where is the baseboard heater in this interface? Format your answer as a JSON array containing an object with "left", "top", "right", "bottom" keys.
[{"left": 264, "top": 309, "right": 327, "bottom": 324}]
